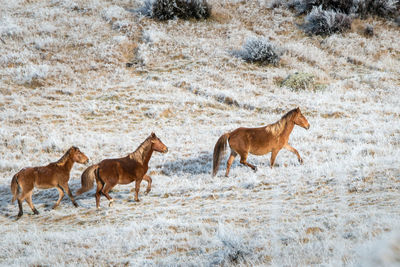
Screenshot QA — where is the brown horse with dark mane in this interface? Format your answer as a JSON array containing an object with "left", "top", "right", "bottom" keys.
[
  {"left": 75, "top": 133, "right": 168, "bottom": 208},
  {"left": 11, "top": 146, "right": 89, "bottom": 217},
  {"left": 213, "top": 107, "right": 310, "bottom": 177}
]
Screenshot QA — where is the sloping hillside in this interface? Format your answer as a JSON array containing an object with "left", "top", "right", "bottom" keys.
[{"left": 0, "top": 0, "right": 399, "bottom": 265}]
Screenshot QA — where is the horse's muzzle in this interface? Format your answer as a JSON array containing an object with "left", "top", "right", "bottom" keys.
[{"left": 163, "top": 148, "right": 169, "bottom": 153}]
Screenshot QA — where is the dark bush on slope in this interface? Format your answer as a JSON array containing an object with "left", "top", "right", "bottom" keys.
[
  {"left": 232, "top": 37, "right": 281, "bottom": 65},
  {"left": 290, "top": 0, "right": 356, "bottom": 15},
  {"left": 287, "top": 0, "right": 399, "bottom": 18},
  {"left": 140, "top": 0, "right": 211, "bottom": 20},
  {"left": 396, "top": 15, "right": 400, "bottom": 25},
  {"left": 302, "top": 6, "right": 352, "bottom": 35},
  {"left": 356, "top": 0, "right": 399, "bottom": 18}
]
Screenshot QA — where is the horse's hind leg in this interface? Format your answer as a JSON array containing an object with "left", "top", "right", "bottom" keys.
[
  {"left": 25, "top": 191, "right": 39, "bottom": 215},
  {"left": 225, "top": 150, "right": 237, "bottom": 177},
  {"left": 143, "top": 175, "right": 152, "bottom": 194},
  {"left": 18, "top": 189, "right": 39, "bottom": 216},
  {"left": 17, "top": 199, "right": 23, "bottom": 217},
  {"left": 95, "top": 180, "right": 104, "bottom": 209},
  {"left": 60, "top": 183, "right": 78, "bottom": 207},
  {"left": 239, "top": 152, "right": 257, "bottom": 172},
  {"left": 284, "top": 144, "right": 303, "bottom": 164},
  {"left": 52, "top": 186, "right": 65, "bottom": 209},
  {"left": 101, "top": 182, "right": 115, "bottom": 207}
]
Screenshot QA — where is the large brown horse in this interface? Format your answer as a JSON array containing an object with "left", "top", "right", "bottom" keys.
[
  {"left": 212, "top": 107, "right": 310, "bottom": 177},
  {"left": 11, "top": 146, "right": 89, "bottom": 217},
  {"left": 75, "top": 132, "right": 168, "bottom": 208}
]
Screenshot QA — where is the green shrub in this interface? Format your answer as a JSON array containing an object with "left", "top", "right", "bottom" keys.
[{"left": 280, "top": 72, "right": 326, "bottom": 91}]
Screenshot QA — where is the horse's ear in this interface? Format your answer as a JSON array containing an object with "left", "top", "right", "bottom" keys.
[
  {"left": 151, "top": 132, "right": 156, "bottom": 138},
  {"left": 296, "top": 107, "right": 300, "bottom": 112}
]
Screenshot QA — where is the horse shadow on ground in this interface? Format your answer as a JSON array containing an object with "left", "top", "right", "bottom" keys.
[
  {"left": 68, "top": 180, "right": 147, "bottom": 205},
  {"left": 0, "top": 184, "right": 14, "bottom": 218},
  {"left": 159, "top": 151, "right": 275, "bottom": 177},
  {"left": 0, "top": 182, "right": 81, "bottom": 218},
  {"left": 0, "top": 180, "right": 103, "bottom": 218},
  {"left": 159, "top": 151, "right": 214, "bottom": 176}
]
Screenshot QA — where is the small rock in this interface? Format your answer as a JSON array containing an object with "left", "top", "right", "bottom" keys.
[
  {"left": 364, "top": 25, "right": 374, "bottom": 37},
  {"left": 160, "top": 108, "right": 173, "bottom": 118},
  {"left": 306, "top": 227, "right": 324, "bottom": 235}
]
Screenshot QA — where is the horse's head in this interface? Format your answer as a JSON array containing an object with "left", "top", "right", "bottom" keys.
[
  {"left": 70, "top": 146, "right": 89, "bottom": 164},
  {"left": 150, "top": 132, "right": 168, "bottom": 153},
  {"left": 293, "top": 107, "right": 310, "bottom": 130}
]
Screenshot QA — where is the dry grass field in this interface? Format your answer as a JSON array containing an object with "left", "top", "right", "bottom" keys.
[{"left": 1, "top": 0, "right": 399, "bottom": 265}]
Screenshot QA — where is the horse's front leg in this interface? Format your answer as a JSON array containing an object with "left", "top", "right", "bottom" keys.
[
  {"left": 60, "top": 183, "right": 78, "bottom": 207},
  {"left": 142, "top": 175, "right": 152, "bottom": 195},
  {"left": 134, "top": 179, "right": 142, "bottom": 202},
  {"left": 270, "top": 149, "right": 280, "bottom": 168},
  {"left": 53, "top": 186, "right": 65, "bottom": 209},
  {"left": 284, "top": 144, "right": 303, "bottom": 164}
]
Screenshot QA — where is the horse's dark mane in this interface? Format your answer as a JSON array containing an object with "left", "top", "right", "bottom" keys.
[
  {"left": 56, "top": 147, "right": 73, "bottom": 166},
  {"left": 129, "top": 135, "right": 153, "bottom": 163},
  {"left": 266, "top": 108, "right": 298, "bottom": 135},
  {"left": 281, "top": 108, "right": 298, "bottom": 120}
]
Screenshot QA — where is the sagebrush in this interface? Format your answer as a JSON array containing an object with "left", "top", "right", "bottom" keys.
[
  {"left": 141, "top": 0, "right": 211, "bottom": 20},
  {"left": 302, "top": 6, "right": 352, "bottom": 35},
  {"left": 287, "top": 0, "right": 400, "bottom": 18},
  {"left": 289, "top": 0, "right": 356, "bottom": 14},
  {"left": 232, "top": 37, "right": 281, "bottom": 65}
]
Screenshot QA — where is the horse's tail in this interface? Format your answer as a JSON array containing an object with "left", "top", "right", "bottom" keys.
[
  {"left": 76, "top": 164, "right": 99, "bottom": 196},
  {"left": 11, "top": 173, "right": 20, "bottom": 203},
  {"left": 212, "top": 133, "right": 230, "bottom": 177}
]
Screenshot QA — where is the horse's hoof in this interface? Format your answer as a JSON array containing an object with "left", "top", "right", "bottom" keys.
[
  {"left": 33, "top": 209, "right": 39, "bottom": 215},
  {"left": 17, "top": 212, "right": 23, "bottom": 218},
  {"left": 73, "top": 202, "right": 79, "bottom": 208},
  {"left": 108, "top": 200, "right": 114, "bottom": 207},
  {"left": 253, "top": 166, "right": 258, "bottom": 172},
  {"left": 145, "top": 189, "right": 151, "bottom": 195},
  {"left": 299, "top": 159, "right": 304, "bottom": 164},
  {"left": 135, "top": 199, "right": 140, "bottom": 202}
]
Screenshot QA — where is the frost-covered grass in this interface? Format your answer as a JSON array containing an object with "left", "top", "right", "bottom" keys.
[{"left": 1, "top": 0, "right": 400, "bottom": 266}]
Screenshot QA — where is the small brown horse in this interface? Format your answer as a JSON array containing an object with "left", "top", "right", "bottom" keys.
[
  {"left": 212, "top": 107, "right": 310, "bottom": 177},
  {"left": 11, "top": 146, "right": 89, "bottom": 217},
  {"left": 75, "top": 132, "right": 168, "bottom": 208}
]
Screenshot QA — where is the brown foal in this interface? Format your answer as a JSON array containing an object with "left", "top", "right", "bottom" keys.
[
  {"left": 212, "top": 107, "right": 310, "bottom": 177},
  {"left": 11, "top": 146, "right": 89, "bottom": 217},
  {"left": 75, "top": 133, "right": 168, "bottom": 208}
]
